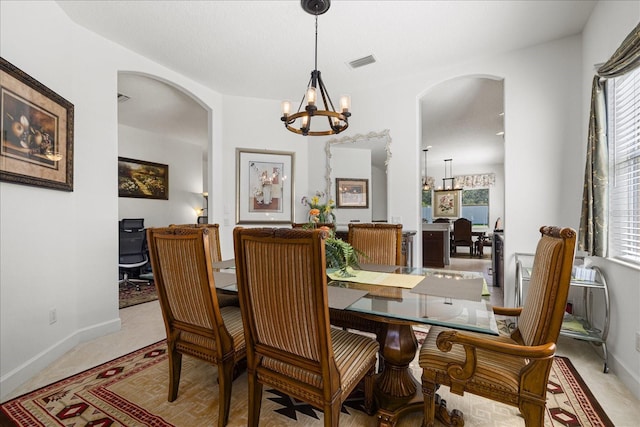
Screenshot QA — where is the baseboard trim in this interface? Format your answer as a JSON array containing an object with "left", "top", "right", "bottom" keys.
[
  {"left": 0, "top": 317, "right": 121, "bottom": 401},
  {"left": 610, "top": 352, "right": 640, "bottom": 400}
]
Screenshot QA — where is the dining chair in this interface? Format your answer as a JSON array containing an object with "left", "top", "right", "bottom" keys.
[
  {"left": 419, "top": 226, "right": 576, "bottom": 427},
  {"left": 146, "top": 226, "right": 246, "bottom": 427},
  {"left": 451, "top": 217, "right": 474, "bottom": 257},
  {"left": 233, "top": 227, "right": 379, "bottom": 426},
  {"left": 347, "top": 223, "right": 403, "bottom": 265},
  {"left": 169, "top": 223, "right": 239, "bottom": 308}
]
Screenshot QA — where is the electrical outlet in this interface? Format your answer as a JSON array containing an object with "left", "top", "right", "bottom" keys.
[
  {"left": 49, "top": 308, "right": 57, "bottom": 325},
  {"left": 636, "top": 332, "right": 640, "bottom": 353}
]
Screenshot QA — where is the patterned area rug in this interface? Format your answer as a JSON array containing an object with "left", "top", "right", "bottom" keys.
[
  {"left": 119, "top": 282, "right": 157, "bottom": 309},
  {"left": 1, "top": 333, "right": 613, "bottom": 427}
]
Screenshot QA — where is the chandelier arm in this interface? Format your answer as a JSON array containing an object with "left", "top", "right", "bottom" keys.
[{"left": 295, "top": 75, "right": 314, "bottom": 114}]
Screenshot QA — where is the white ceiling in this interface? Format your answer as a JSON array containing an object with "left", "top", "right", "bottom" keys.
[{"left": 57, "top": 0, "right": 596, "bottom": 165}]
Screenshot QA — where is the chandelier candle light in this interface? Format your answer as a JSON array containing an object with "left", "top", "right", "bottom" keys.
[{"left": 281, "top": 0, "right": 351, "bottom": 136}]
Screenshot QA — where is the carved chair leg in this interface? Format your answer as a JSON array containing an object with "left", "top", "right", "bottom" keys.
[
  {"left": 247, "top": 372, "right": 263, "bottom": 427},
  {"left": 217, "top": 359, "right": 234, "bottom": 427},
  {"left": 363, "top": 365, "right": 376, "bottom": 415},
  {"left": 422, "top": 378, "right": 437, "bottom": 427},
  {"left": 520, "top": 401, "right": 545, "bottom": 427},
  {"left": 167, "top": 350, "right": 182, "bottom": 402},
  {"left": 325, "top": 400, "right": 341, "bottom": 427}
]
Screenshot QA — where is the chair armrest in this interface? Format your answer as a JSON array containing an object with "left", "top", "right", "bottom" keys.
[
  {"left": 434, "top": 329, "right": 556, "bottom": 383},
  {"left": 437, "top": 329, "right": 556, "bottom": 359},
  {"left": 492, "top": 306, "right": 522, "bottom": 317}
]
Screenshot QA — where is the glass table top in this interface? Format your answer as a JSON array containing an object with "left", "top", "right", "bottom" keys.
[
  {"left": 217, "top": 263, "right": 498, "bottom": 336},
  {"left": 328, "top": 267, "right": 498, "bottom": 335}
]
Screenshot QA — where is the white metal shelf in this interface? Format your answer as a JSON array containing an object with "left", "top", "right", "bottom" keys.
[{"left": 515, "top": 253, "right": 610, "bottom": 373}]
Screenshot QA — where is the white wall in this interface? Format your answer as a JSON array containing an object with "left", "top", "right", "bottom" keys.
[
  {"left": 218, "top": 94, "right": 307, "bottom": 258},
  {"left": 0, "top": 0, "right": 225, "bottom": 399},
  {"left": 118, "top": 124, "right": 204, "bottom": 227},
  {"left": 581, "top": 0, "right": 640, "bottom": 398},
  {"left": 371, "top": 163, "right": 387, "bottom": 221}
]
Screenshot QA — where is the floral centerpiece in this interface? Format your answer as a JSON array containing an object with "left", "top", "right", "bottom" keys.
[
  {"left": 301, "top": 191, "right": 335, "bottom": 224},
  {"left": 302, "top": 200, "right": 361, "bottom": 277}
]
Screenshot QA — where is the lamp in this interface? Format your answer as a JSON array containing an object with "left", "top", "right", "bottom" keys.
[
  {"left": 422, "top": 146, "right": 432, "bottom": 191},
  {"left": 202, "top": 192, "right": 208, "bottom": 215},
  {"left": 280, "top": 0, "right": 351, "bottom": 136}
]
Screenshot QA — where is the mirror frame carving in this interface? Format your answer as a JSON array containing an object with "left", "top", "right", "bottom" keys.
[{"left": 324, "top": 129, "right": 392, "bottom": 199}]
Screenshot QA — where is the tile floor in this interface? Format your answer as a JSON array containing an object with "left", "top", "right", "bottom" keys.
[{"left": 4, "top": 259, "right": 640, "bottom": 426}]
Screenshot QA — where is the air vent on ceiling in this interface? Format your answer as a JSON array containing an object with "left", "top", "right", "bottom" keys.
[
  {"left": 348, "top": 54, "right": 376, "bottom": 69},
  {"left": 117, "top": 93, "right": 130, "bottom": 103}
]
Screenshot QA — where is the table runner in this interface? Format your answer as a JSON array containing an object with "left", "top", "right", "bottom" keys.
[{"left": 328, "top": 269, "right": 424, "bottom": 289}]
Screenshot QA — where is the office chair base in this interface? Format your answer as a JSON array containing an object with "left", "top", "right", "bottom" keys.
[{"left": 119, "top": 274, "right": 150, "bottom": 291}]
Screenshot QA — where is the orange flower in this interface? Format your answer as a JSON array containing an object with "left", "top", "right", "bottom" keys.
[
  {"left": 309, "top": 208, "right": 320, "bottom": 216},
  {"left": 319, "top": 226, "right": 330, "bottom": 232}
]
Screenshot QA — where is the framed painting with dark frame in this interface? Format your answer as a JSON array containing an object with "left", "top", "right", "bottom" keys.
[
  {"left": 1, "top": 58, "right": 74, "bottom": 191},
  {"left": 336, "top": 178, "right": 368, "bottom": 208},
  {"left": 433, "top": 189, "right": 462, "bottom": 218},
  {"left": 118, "top": 157, "right": 169, "bottom": 200},
  {"left": 236, "top": 149, "right": 294, "bottom": 224}
]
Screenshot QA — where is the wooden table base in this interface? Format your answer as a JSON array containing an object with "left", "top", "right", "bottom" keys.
[
  {"left": 328, "top": 310, "right": 465, "bottom": 426},
  {"left": 373, "top": 323, "right": 464, "bottom": 427}
]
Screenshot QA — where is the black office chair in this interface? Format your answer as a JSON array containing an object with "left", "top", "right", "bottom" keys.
[{"left": 118, "top": 219, "right": 149, "bottom": 290}]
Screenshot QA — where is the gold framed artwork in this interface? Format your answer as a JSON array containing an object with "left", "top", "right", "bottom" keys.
[
  {"left": 1, "top": 57, "right": 74, "bottom": 191},
  {"left": 336, "top": 178, "right": 369, "bottom": 208},
  {"left": 236, "top": 149, "right": 294, "bottom": 224},
  {"left": 118, "top": 157, "right": 169, "bottom": 200},
  {"left": 433, "top": 189, "right": 461, "bottom": 218}
]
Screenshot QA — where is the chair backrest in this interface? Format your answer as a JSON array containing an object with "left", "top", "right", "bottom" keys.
[
  {"left": 121, "top": 218, "right": 145, "bottom": 231},
  {"left": 514, "top": 226, "right": 576, "bottom": 346},
  {"left": 347, "top": 223, "right": 403, "bottom": 265},
  {"left": 197, "top": 215, "right": 208, "bottom": 224},
  {"left": 169, "top": 223, "right": 222, "bottom": 263},
  {"left": 453, "top": 218, "right": 472, "bottom": 240},
  {"left": 233, "top": 227, "right": 339, "bottom": 384},
  {"left": 147, "top": 227, "right": 229, "bottom": 346},
  {"left": 118, "top": 228, "right": 147, "bottom": 265},
  {"left": 291, "top": 222, "right": 336, "bottom": 230}
]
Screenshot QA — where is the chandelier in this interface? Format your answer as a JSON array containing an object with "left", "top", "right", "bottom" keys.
[
  {"left": 422, "top": 146, "right": 431, "bottom": 191},
  {"left": 280, "top": 0, "right": 351, "bottom": 136},
  {"left": 441, "top": 158, "right": 461, "bottom": 190}
]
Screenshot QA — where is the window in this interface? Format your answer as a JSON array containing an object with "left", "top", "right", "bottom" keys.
[
  {"left": 461, "top": 188, "right": 489, "bottom": 226},
  {"left": 607, "top": 68, "right": 640, "bottom": 264},
  {"left": 421, "top": 189, "right": 433, "bottom": 223}
]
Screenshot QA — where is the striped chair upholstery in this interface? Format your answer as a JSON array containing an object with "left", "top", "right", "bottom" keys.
[
  {"left": 347, "top": 223, "right": 403, "bottom": 265},
  {"left": 419, "top": 226, "right": 576, "bottom": 427},
  {"left": 170, "top": 223, "right": 239, "bottom": 308},
  {"left": 233, "top": 227, "right": 379, "bottom": 426},
  {"left": 147, "top": 227, "right": 246, "bottom": 427}
]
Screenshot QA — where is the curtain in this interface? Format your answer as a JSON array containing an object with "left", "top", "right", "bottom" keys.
[{"left": 578, "top": 23, "right": 640, "bottom": 256}]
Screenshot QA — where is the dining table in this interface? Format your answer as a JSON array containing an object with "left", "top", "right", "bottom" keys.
[{"left": 212, "top": 260, "right": 497, "bottom": 427}]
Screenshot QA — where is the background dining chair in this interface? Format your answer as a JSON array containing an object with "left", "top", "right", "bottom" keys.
[
  {"left": 347, "top": 223, "right": 403, "bottom": 265},
  {"left": 169, "top": 223, "right": 239, "bottom": 308},
  {"left": 451, "top": 217, "right": 474, "bottom": 257},
  {"left": 147, "top": 227, "right": 246, "bottom": 427},
  {"left": 233, "top": 227, "right": 379, "bottom": 426},
  {"left": 419, "top": 226, "right": 576, "bottom": 427}
]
